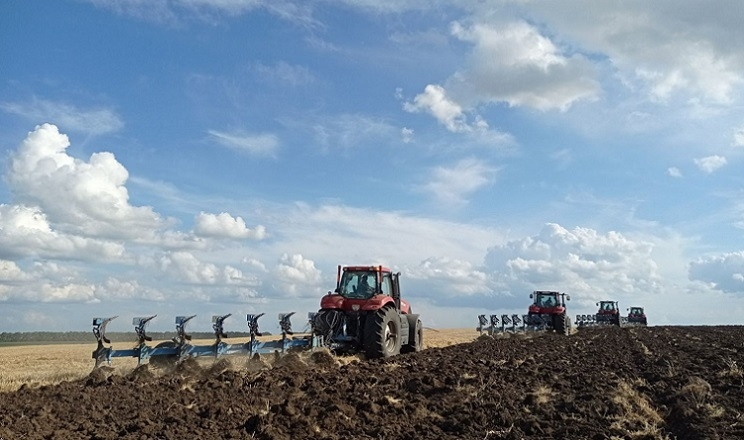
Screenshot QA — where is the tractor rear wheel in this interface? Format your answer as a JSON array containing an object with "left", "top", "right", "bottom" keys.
[
  {"left": 363, "top": 306, "right": 402, "bottom": 359},
  {"left": 553, "top": 313, "right": 571, "bottom": 336}
]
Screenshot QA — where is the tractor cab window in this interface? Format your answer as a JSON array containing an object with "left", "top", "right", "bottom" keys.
[
  {"left": 630, "top": 307, "right": 643, "bottom": 315},
  {"left": 538, "top": 294, "right": 556, "bottom": 307},
  {"left": 338, "top": 271, "right": 378, "bottom": 299},
  {"left": 380, "top": 274, "right": 392, "bottom": 296}
]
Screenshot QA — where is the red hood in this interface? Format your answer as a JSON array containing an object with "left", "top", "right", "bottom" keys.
[
  {"left": 528, "top": 304, "right": 565, "bottom": 314},
  {"left": 320, "top": 294, "right": 410, "bottom": 313}
]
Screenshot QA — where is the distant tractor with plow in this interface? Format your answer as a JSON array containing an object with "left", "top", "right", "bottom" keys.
[
  {"left": 91, "top": 264, "right": 422, "bottom": 368},
  {"left": 626, "top": 306, "right": 648, "bottom": 326},
  {"left": 478, "top": 290, "right": 573, "bottom": 336},
  {"left": 576, "top": 300, "right": 628, "bottom": 328}
]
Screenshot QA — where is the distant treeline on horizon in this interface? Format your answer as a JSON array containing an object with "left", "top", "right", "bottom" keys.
[{"left": 0, "top": 331, "right": 257, "bottom": 344}]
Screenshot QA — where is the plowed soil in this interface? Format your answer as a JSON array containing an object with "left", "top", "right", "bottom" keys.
[{"left": 1, "top": 326, "right": 743, "bottom": 439}]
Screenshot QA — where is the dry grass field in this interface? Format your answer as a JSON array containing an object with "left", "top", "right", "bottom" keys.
[{"left": 0, "top": 327, "right": 478, "bottom": 393}]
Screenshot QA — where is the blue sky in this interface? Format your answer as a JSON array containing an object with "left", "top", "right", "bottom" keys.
[{"left": 1, "top": 0, "right": 744, "bottom": 333}]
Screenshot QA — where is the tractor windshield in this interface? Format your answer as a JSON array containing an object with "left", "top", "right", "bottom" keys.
[
  {"left": 337, "top": 270, "right": 378, "bottom": 299},
  {"left": 600, "top": 302, "right": 617, "bottom": 311},
  {"left": 630, "top": 307, "right": 643, "bottom": 315},
  {"left": 536, "top": 294, "right": 558, "bottom": 307}
]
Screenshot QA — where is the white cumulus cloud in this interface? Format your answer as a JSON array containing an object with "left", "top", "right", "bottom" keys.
[
  {"left": 194, "top": 212, "right": 267, "bottom": 240},
  {"left": 6, "top": 124, "right": 163, "bottom": 239},
  {"left": 694, "top": 155, "right": 727, "bottom": 173},
  {"left": 689, "top": 251, "right": 744, "bottom": 293},
  {"left": 484, "top": 223, "right": 661, "bottom": 304},
  {"left": 272, "top": 253, "right": 323, "bottom": 297}
]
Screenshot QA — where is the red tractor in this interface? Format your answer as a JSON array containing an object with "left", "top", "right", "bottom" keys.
[
  {"left": 524, "top": 290, "right": 572, "bottom": 335},
  {"left": 595, "top": 300, "right": 622, "bottom": 326},
  {"left": 311, "top": 265, "right": 423, "bottom": 358},
  {"left": 627, "top": 306, "right": 648, "bottom": 326}
]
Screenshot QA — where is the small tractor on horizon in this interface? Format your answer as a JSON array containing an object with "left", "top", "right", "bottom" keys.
[
  {"left": 626, "top": 306, "right": 648, "bottom": 326},
  {"left": 310, "top": 264, "right": 423, "bottom": 358},
  {"left": 477, "top": 290, "right": 573, "bottom": 336}
]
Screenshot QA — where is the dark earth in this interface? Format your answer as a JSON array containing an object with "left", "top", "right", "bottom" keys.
[{"left": 1, "top": 326, "right": 743, "bottom": 439}]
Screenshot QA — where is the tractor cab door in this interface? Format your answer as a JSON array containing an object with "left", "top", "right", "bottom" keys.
[{"left": 390, "top": 272, "right": 401, "bottom": 311}]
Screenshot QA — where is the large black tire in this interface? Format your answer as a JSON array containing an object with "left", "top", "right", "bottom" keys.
[
  {"left": 553, "top": 313, "right": 571, "bottom": 336},
  {"left": 149, "top": 341, "right": 179, "bottom": 368},
  {"left": 363, "top": 306, "right": 402, "bottom": 359},
  {"left": 401, "top": 316, "right": 423, "bottom": 353}
]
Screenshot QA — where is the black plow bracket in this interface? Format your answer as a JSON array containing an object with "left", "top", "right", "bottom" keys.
[
  {"left": 279, "top": 312, "right": 296, "bottom": 335},
  {"left": 212, "top": 314, "right": 231, "bottom": 342},
  {"left": 175, "top": 315, "right": 196, "bottom": 343},
  {"left": 477, "top": 314, "right": 503, "bottom": 335},
  {"left": 133, "top": 315, "right": 157, "bottom": 343},
  {"left": 92, "top": 316, "right": 117, "bottom": 345},
  {"left": 247, "top": 313, "right": 265, "bottom": 337}
]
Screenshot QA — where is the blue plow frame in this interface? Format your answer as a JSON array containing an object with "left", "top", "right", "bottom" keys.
[{"left": 92, "top": 312, "right": 318, "bottom": 367}]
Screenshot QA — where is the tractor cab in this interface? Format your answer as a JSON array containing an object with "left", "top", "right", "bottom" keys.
[
  {"left": 336, "top": 269, "right": 380, "bottom": 299},
  {"left": 596, "top": 301, "right": 619, "bottom": 315},
  {"left": 528, "top": 291, "right": 569, "bottom": 314},
  {"left": 628, "top": 307, "right": 645, "bottom": 317},
  {"left": 321, "top": 265, "right": 411, "bottom": 314}
]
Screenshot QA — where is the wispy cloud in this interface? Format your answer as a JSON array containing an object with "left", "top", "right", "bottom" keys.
[
  {"left": 417, "top": 158, "right": 498, "bottom": 206},
  {"left": 1, "top": 99, "right": 123, "bottom": 136},
  {"left": 311, "top": 114, "right": 398, "bottom": 150},
  {"left": 208, "top": 130, "right": 280, "bottom": 157}
]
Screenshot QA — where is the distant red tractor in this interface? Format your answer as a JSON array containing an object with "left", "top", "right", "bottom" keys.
[
  {"left": 627, "top": 306, "right": 648, "bottom": 326},
  {"left": 595, "top": 300, "right": 622, "bottom": 326},
  {"left": 311, "top": 265, "right": 423, "bottom": 358},
  {"left": 525, "top": 290, "right": 573, "bottom": 335}
]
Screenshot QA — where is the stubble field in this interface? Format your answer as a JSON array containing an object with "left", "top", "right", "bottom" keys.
[{"left": 0, "top": 326, "right": 743, "bottom": 439}]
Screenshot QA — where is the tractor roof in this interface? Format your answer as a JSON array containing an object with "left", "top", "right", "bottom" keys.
[{"left": 342, "top": 265, "right": 392, "bottom": 273}]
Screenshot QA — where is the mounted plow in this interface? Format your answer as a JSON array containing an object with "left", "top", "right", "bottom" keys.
[
  {"left": 478, "top": 290, "right": 573, "bottom": 336},
  {"left": 477, "top": 314, "right": 526, "bottom": 335},
  {"left": 91, "top": 312, "right": 317, "bottom": 368}
]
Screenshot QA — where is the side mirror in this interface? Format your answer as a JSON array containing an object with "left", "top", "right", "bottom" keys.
[
  {"left": 529, "top": 293, "right": 533, "bottom": 299},
  {"left": 595, "top": 302, "right": 599, "bottom": 306},
  {"left": 566, "top": 295, "right": 571, "bottom": 301}
]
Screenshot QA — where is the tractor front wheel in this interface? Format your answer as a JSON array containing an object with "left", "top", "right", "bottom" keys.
[{"left": 364, "top": 306, "right": 402, "bottom": 359}]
